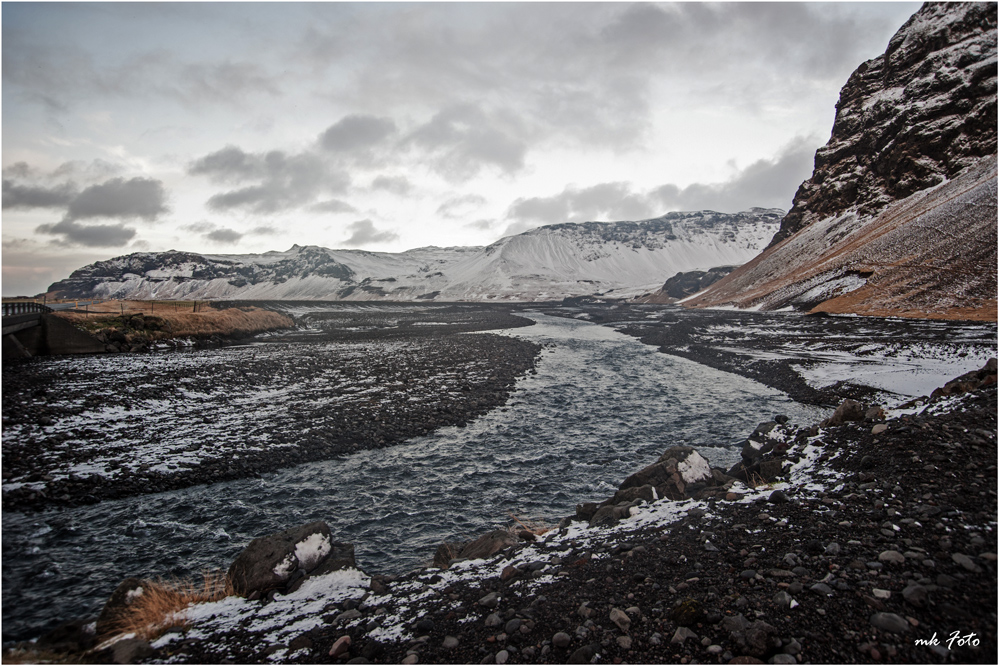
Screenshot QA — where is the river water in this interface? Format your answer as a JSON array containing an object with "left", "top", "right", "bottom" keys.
[{"left": 2, "top": 313, "right": 825, "bottom": 641}]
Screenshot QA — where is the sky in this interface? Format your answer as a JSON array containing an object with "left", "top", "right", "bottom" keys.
[{"left": 1, "top": 1, "right": 921, "bottom": 296}]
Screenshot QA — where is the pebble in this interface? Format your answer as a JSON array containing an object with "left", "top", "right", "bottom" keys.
[
  {"left": 773, "top": 591, "right": 793, "bottom": 609},
  {"left": 902, "top": 584, "right": 928, "bottom": 607},
  {"left": 616, "top": 636, "right": 632, "bottom": 649},
  {"left": 872, "top": 588, "right": 891, "bottom": 599},
  {"left": 609, "top": 608, "right": 631, "bottom": 633},
  {"left": 870, "top": 612, "right": 910, "bottom": 634},
  {"left": 772, "top": 655, "right": 796, "bottom": 664},
  {"left": 479, "top": 592, "right": 500, "bottom": 608},
  {"left": 485, "top": 613, "right": 503, "bottom": 627},
  {"left": 415, "top": 619, "right": 434, "bottom": 633},
  {"left": 952, "top": 553, "right": 980, "bottom": 572},
  {"left": 706, "top": 645, "right": 723, "bottom": 655},
  {"left": 401, "top": 655, "right": 418, "bottom": 665},
  {"left": 329, "top": 635, "right": 352, "bottom": 658},
  {"left": 495, "top": 650, "right": 509, "bottom": 665},
  {"left": 878, "top": 550, "right": 905, "bottom": 565},
  {"left": 810, "top": 583, "right": 833, "bottom": 596},
  {"left": 671, "top": 627, "right": 698, "bottom": 644},
  {"left": 552, "top": 632, "right": 572, "bottom": 649},
  {"left": 442, "top": 636, "right": 459, "bottom": 649}
]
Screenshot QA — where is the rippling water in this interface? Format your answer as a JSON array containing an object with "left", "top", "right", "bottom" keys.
[{"left": 2, "top": 313, "right": 825, "bottom": 641}]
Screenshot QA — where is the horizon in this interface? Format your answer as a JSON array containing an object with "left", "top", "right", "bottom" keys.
[{"left": 2, "top": 1, "right": 920, "bottom": 296}]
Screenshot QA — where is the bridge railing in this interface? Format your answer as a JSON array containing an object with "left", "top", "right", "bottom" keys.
[{"left": 2, "top": 302, "right": 53, "bottom": 317}]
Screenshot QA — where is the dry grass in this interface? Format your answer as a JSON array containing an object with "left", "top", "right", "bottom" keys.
[
  {"left": 508, "top": 512, "right": 552, "bottom": 536},
  {"left": 105, "top": 571, "right": 233, "bottom": 641},
  {"left": 55, "top": 304, "right": 292, "bottom": 341}
]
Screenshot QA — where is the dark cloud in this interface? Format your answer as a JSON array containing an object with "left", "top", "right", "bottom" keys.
[
  {"left": 319, "top": 115, "right": 397, "bottom": 154},
  {"left": 206, "top": 227, "right": 243, "bottom": 244},
  {"left": 3, "top": 180, "right": 77, "bottom": 209},
  {"left": 310, "top": 199, "right": 357, "bottom": 214},
  {"left": 178, "top": 60, "right": 280, "bottom": 105},
  {"left": 35, "top": 219, "right": 136, "bottom": 247},
  {"left": 65, "top": 177, "right": 168, "bottom": 221},
  {"left": 371, "top": 175, "right": 412, "bottom": 196},
  {"left": 191, "top": 148, "right": 349, "bottom": 214},
  {"left": 404, "top": 104, "right": 527, "bottom": 180},
  {"left": 464, "top": 219, "right": 494, "bottom": 231},
  {"left": 437, "top": 194, "right": 487, "bottom": 219},
  {"left": 341, "top": 219, "right": 399, "bottom": 247}
]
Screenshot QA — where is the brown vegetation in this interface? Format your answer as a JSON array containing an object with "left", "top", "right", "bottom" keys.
[
  {"left": 104, "top": 571, "right": 233, "bottom": 641},
  {"left": 54, "top": 302, "right": 293, "bottom": 343}
]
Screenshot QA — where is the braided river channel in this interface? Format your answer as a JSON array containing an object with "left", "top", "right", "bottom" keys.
[{"left": 2, "top": 312, "right": 827, "bottom": 641}]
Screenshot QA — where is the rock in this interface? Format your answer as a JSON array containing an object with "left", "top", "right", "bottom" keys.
[
  {"left": 611, "top": 484, "right": 658, "bottom": 505},
  {"left": 758, "top": 459, "right": 784, "bottom": 482},
  {"left": 589, "top": 505, "right": 620, "bottom": 528},
  {"left": 617, "top": 635, "right": 632, "bottom": 649},
  {"left": 495, "top": 650, "right": 509, "bottom": 665},
  {"left": 568, "top": 644, "right": 595, "bottom": 664},
  {"left": 415, "top": 619, "right": 434, "bottom": 634},
  {"left": 952, "top": 553, "right": 980, "bottom": 572},
  {"left": 610, "top": 607, "right": 631, "bottom": 632},
  {"left": 772, "top": 591, "right": 794, "bottom": 609},
  {"left": 902, "top": 584, "right": 928, "bottom": 607},
  {"left": 810, "top": 583, "right": 833, "bottom": 596},
  {"left": 111, "top": 637, "right": 153, "bottom": 664},
  {"left": 329, "top": 635, "right": 352, "bottom": 658},
  {"left": 618, "top": 446, "right": 712, "bottom": 500},
  {"left": 310, "top": 543, "right": 356, "bottom": 576},
  {"left": 575, "top": 502, "right": 599, "bottom": 521},
  {"left": 872, "top": 424, "right": 888, "bottom": 434},
  {"left": 771, "top": 654, "right": 796, "bottom": 664},
  {"left": 824, "top": 542, "right": 841, "bottom": 556},
  {"left": 870, "top": 612, "right": 910, "bottom": 634},
  {"left": 433, "top": 542, "right": 465, "bottom": 569},
  {"left": 479, "top": 592, "right": 500, "bottom": 608},
  {"left": 505, "top": 619, "right": 521, "bottom": 634},
  {"left": 401, "top": 655, "right": 418, "bottom": 665},
  {"left": 768, "top": 490, "right": 789, "bottom": 504},
  {"left": 227, "top": 521, "right": 344, "bottom": 597},
  {"left": 289, "top": 635, "right": 314, "bottom": 652},
  {"left": 729, "top": 658, "right": 765, "bottom": 665},
  {"left": 485, "top": 613, "right": 503, "bottom": 627},
  {"left": 741, "top": 621, "right": 779, "bottom": 658},
  {"left": 553, "top": 631, "right": 572, "bottom": 649},
  {"left": 822, "top": 399, "right": 866, "bottom": 427},
  {"left": 96, "top": 577, "right": 146, "bottom": 637},
  {"left": 459, "top": 530, "right": 518, "bottom": 560},
  {"left": 878, "top": 550, "right": 905, "bottom": 565},
  {"left": 671, "top": 627, "right": 698, "bottom": 644}
]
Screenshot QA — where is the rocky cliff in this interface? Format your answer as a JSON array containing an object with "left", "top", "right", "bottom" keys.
[{"left": 689, "top": 2, "right": 997, "bottom": 320}]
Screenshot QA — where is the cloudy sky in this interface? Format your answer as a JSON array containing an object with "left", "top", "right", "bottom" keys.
[{"left": 2, "top": 1, "right": 920, "bottom": 296}]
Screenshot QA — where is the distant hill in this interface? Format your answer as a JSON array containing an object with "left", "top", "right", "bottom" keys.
[{"left": 46, "top": 209, "right": 782, "bottom": 302}]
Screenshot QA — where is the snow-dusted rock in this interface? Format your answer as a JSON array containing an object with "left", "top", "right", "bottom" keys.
[
  {"left": 458, "top": 529, "right": 519, "bottom": 561},
  {"left": 95, "top": 577, "right": 146, "bottom": 637},
  {"left": 618, "top": 446, "right": 713, "bottom": 501},
  {"left": 227, "top": 521, "right": 350, "bottom": 598}
]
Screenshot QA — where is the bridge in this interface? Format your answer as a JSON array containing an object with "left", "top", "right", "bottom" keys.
[{"left": 2, "top": 302, "right": 105, "bottom": 358}]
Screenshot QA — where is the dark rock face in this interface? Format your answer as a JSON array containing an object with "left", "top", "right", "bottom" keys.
[
  {"left": 660, "top": 266, "right": 737, "bottom": 299},
  {"left": 771, "top": 3, "right": 997, "bottom": 247}
]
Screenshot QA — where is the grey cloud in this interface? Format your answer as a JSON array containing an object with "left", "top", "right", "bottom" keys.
[
  {"left": 341, "top": 219, "right": 399, "bottom": 247},
  {"left": 371, "top": 175, "right": 412, "bottom": 196},
  {"left": 191, "top": 147, "right": 349, "bottom": 215},
  {"left": 464, "top": 219, "right": 494, "bottom": 231},
  {"left": 3, "top": 180, "right": 77, "bottom": 209},
  {"left": 504, "top": 137, "right": 818, "bottom": 234},
  {"left": 319, "top": 115, "right": 396, "bottom": 154},
  {"left": 65, "top": 177, "right": 168, "bottom": 222},
  {"left": 35, "top": 219, "right": 136, "bottom": 247},
  {"left": 404, "top": 104, "right": 527, "bottom": 180},
  {"left": 505, "top": 182, "right": 657, "bottom": 233},
  {"left": 206, "top": 228, "right": 243, "bottom": 244},
  {"left": 310, "top": 199, "right": 357, "bottom": 214},
  {"left": 181, "top": 221, "right": 216, "bottom": 233},
  {"left": 178, "top": 60, "right": 280, "bottom": 105},
  {"left": 437, "top": 194, "right": 487, "bottom": 219},
  {"left": 651, "top": 136, "right": 817, "bottom": 213},
  {"left": 249, "top": 225, "right": 278, "bottom": 235}
]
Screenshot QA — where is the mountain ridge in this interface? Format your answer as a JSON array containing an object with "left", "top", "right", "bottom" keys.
[{"left": 46, "top": 208, "right": 782, "bottom": 302}]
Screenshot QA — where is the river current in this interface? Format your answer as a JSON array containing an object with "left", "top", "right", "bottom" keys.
[{"left": 2, "top": 313, "right": 826, "bottom": 641}]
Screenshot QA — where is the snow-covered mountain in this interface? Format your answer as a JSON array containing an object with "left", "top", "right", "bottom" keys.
[
  {"left": 688, "top": 2, "right": 997, "bottom": 321},
  {"left": 46, "top": 209, "right": 782, "bottom": 302}
]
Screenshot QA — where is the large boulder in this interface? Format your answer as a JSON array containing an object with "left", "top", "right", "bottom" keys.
[
  {"left": 228, "top": 521, "right": 350, "bottom": 598},
  {"left": 619, "top": 446, "right": 712, "bottom": 501},
  {"left": 821, "top": 399, "right": 867, "bottom": 427},
  {"left": 458, "top": 530, "right": 519, "bottom": 560}
]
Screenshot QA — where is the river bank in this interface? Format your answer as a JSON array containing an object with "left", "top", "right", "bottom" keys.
[{"left": 13, "top": 361, "right": 994, "bottom": 665}]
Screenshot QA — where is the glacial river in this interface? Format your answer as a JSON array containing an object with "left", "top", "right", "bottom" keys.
[{"left": 2, "top": 313, "right": 826, "bottom": 641}]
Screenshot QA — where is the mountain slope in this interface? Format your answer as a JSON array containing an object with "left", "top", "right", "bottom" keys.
[
  {"left": 46, "top": 209, "right": 782, "bottom": 302},
  {"left": 688, "top": 2, "right": 997, "bottom": 321}
]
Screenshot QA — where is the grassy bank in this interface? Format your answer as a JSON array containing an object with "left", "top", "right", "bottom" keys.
[{"left": 54, "top": 302, "right": 294, "bottom": 347}]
